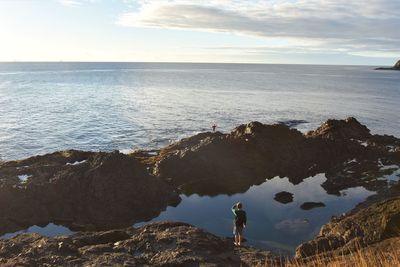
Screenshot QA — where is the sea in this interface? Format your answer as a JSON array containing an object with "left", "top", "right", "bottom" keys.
[
  {"left": 1, "top": 62, "right": 399, "bottom": 161},
  {"left": 1, "top": 62, "right": 399, "bottom": 253}
]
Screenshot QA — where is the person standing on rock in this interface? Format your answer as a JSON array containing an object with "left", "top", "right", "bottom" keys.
[
  {"left": 231, "top": 202, "right": 247, "bottom": 246},
  {"left": 212, "top": 123, "right": 217, "bottom": 132}
]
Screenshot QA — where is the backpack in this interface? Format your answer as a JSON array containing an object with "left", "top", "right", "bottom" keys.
[{"left": 235, "top": 210, "right": 245, "bottom": 226}]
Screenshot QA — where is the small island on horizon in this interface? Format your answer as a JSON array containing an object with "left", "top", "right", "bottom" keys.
[{"left": 376, "top": 59, "right": 400, "bottom": 70}]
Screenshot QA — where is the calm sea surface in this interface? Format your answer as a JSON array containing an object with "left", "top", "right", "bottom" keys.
[
  {"left": 0, "top": 62, "right": 399, "bottom": 160},
  {"left": 1, "top": 63, "right": 399, "bottom": 253}
]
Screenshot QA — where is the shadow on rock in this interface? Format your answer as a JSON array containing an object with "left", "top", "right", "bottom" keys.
[
  {"left": 0, "top": 150, "right": 180, "bottom": 235},
  {"left": 153, "top": 117, "right": 400, "bottom": 197}
]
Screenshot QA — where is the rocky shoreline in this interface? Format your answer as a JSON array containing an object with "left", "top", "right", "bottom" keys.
[
  {"left": 1, "top": 117, "right": 399, "bottom": 265},
  {"left": 296, "top": 196, "right": 400, "bottom": 259},
  {"left": 0, "top": 221, "right": 281, "bottom": 266}
]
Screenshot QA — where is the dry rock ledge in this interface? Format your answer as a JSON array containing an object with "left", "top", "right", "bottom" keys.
[
  {"left": 296, "top": 196, "right": 400, "bottom": 261},
  {"left": 1, "top": 117, "right": 400, "bottom": 265},
  {"left": 0, "top": 221, "right": 280, "bottom": 266}
]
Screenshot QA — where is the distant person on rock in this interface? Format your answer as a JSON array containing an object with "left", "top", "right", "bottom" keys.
[
  {"left": 212, "top": 123, "right": 217, "bottom": 132},
  {"left": 231, "top": 202, "right": 247, "bottom": 246}
]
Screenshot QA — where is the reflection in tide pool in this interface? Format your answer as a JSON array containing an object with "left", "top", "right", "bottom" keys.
[
  {"left": 1, "top": 223, "right": 73, "bottom": 239},
  {"left": 136, "top": 174, "right": 375, "bottom": 254},
  {"left": 0, "top": 174, "right": 375, "bottom": 254}
]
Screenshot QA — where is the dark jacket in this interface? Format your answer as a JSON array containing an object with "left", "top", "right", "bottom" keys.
[{"left": 231, "top": 205, "right": 247, "bottom": 227}]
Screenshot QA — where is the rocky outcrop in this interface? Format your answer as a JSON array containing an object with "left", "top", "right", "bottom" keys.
[
  {"left": 0, "top": 150, "right": 180, "bottom": 235},
  {"left": 300, "top": 202, "right": 326, "bottom": 210},
  {"left": 154, "top": 117, "right": 399, "bottom": 195},
  {"left": 305, "top": 117, "right": 370, "bottom": 141},
  {"left": 0, "top": 221, "right": 280, "bottom": 266},
  {"left": 0, "top": 117, "right": 399, "bottom": 239},
  {"left": 375, "top": 59, "right": 400, "bottom": 70},
  {"left": 295, "top": 197, "right": 400, "bottom": 258},
  {"left": 274, "top": 191, "right": 294, "bottom": 204}
]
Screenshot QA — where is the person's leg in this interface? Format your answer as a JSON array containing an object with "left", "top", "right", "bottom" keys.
[
  {"left": 237, "top": 227, "right": 243, "bottom": 246},
  {"left": 234, "top": 234, "right": 239, "bottom": 245}
]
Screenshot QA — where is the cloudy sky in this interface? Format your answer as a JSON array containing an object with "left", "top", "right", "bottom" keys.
[{"left": 0, "top": 0, "right": 399, "bottom": 65}]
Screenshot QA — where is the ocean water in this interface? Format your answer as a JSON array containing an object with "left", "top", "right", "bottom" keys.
[{"left": 0, "top": 62, "right": 399, "bottom": 160}]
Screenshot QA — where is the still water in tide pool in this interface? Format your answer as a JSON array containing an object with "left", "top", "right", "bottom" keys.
[
  {"left": 135, "top": 174, "right": 374, "bottom": 253},
  {"left": 2, "top": 174, "right": 375, "bottom": 254}
]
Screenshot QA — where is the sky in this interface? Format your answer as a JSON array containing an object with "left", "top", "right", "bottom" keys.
[{"left": 0, "top": 0, "right": 399, "bottom": 65}]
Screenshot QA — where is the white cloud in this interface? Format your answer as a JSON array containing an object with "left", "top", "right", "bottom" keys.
[
  {"left": 58, "top": 0, "right": 97, "bottom": 7},
  {"left": 116, "top": 0, "right": 400, "bottom": 57},
  {"left": 58, "top": 0, "right": 83, "bottom": 7}
]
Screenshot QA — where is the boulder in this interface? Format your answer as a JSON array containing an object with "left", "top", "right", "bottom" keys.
[
  {"left": 305, "top": 117, "right": 370, "bottom": 141},
  {"left": 274, "top": 191, "right": 294, "bottom": 204},
  {"left": 300, "top": 202, "right": 326, "bottom": 210}
]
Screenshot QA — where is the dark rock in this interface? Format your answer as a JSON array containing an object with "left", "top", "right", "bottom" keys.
[
  {"left": 155, "top": 117, "right": 398, "bottom": 197},
  {"left": 0, "top": 150, "right": 180, "bottom": 235},
  {"left": 155, "top": 118, "right": 352, "bottom": 194},
  {"left": 57, "top": 241, "right": 78, "bottom": 254},
  {"left": 0, "top": 221, "right": 281, "bottom": 266},
  {"left": 274, "top": 191, "right": 294, "bottom": 204},
  {"left": 1, "top": 117, "right": 399, "bottom": 237},
  {"left": 375, "top": 59, "right": 400, "bottom": 70},
  {"left": 300, "top": 202, "right": 326, "bottom": 210},
  {"left": 305, "top": 117, "right": 370, "bottom": 141}
]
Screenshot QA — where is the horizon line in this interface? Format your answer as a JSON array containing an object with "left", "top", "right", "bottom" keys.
[{"left": 0, "top": 61, "right": 386, "bottom": 67}]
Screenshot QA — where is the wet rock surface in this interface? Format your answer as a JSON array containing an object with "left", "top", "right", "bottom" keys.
[
  {"left": 274, "top": 191, "right": 294, "bottom": 204},
  {"left": 0, "top": 221, "right": 280, "bottom": 267}
]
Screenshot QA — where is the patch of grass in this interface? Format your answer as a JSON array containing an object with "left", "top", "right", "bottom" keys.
[{"left": 263, "top": 246, "right": 400, "bottom": 267}]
